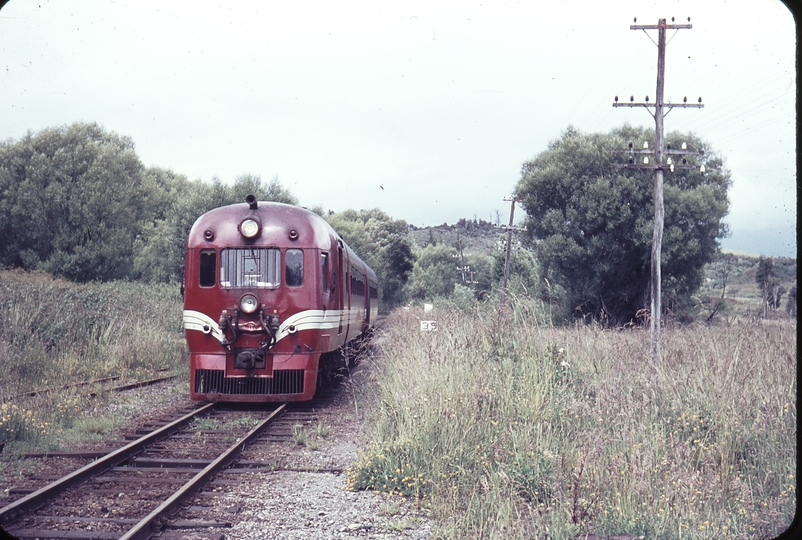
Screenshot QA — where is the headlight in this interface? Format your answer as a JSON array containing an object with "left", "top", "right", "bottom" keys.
[
  {"left": 240, "top": 294, "right": 259, "bottom": 314},
  {"left": 240, "top": 218, "right": 260, "bottom": 238}
]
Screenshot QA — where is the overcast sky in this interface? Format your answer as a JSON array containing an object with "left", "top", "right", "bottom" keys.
[{"left": 0, "top": 0, "right": 796, "bottom": 257}]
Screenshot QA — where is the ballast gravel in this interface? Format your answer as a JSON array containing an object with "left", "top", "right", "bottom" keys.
[{"left": 215, "top": 470, "right": 432, "bottom": 540}]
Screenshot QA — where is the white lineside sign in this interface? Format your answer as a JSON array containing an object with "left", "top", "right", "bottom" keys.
[{"left": 420, "top": 320, "right": 438, "bottom": 331}]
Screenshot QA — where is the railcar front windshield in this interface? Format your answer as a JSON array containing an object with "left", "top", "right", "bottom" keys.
[{"left": 219, "top": 248, "right": 281, "bottom": 288}]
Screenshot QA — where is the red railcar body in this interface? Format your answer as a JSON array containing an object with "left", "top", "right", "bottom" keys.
[{"left": 183, "top": 198, "right": 378, "bottom": 402}]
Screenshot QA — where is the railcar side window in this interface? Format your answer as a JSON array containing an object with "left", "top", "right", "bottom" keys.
[
  {"left": 199, "top": 250, "right": 216, "bottom": 287},
  {"left": 350, "top": 267, "right": 365, "bottom": 296},
  {"left": 219, "top": 248, "right": 280, "bottom": 288},
  {"left": 320, "top": 253, "right": 329, "bottom": 291},
  {"left": 286, "top": 249, "right": 304, "bottom": 287}
]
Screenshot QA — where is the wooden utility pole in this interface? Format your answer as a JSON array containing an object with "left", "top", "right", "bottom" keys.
[
  {"left": 455, "top": 232, "right": 466, "bottom": 283},
  {"left": 612, "top": 17, "right": 703, "bottom": 361},
  {"left": 498, "top": 197, "right": 525, "bottom": 325}
]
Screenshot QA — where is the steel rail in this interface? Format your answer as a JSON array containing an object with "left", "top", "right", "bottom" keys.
[
  {"left": 94, "top": 375, "right": 176, "bottom": 395},
  {"left": 119, "top": 403, "right": 287, "bottom": 540},
  {"left": 0, "top": 403, "right": 215, "bottom": 525},
  {"left": 3, "top": 373, "right": 175, "bottom": 403},
  {"left": 2, "top": 376, "right": 121, "bottom": 402}
]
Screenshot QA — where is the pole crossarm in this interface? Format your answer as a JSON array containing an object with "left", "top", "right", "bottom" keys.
[
  {"left": 631, "top": 23, "right": 692, "bottom": 30},
  {"left": 613, "top": 102, "right": 704, "bottom": 109},
  {"left": 613, "top": 148, "right": 705, "bottom": 171},
  {"left": 611, "top": 149, "right": 705, "bottom": 155},
  {"left": 496, "top": 224, "right": 528, "bottom": 232},
  {"left": 612, "top": 164, "right": 705, "bottom": 170}
]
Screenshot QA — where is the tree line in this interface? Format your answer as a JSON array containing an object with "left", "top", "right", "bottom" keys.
[
  {"left": 0, "top": 122, "right": 418, "bottom": 308},
  {"left": 0, "top": 123, "right": 294, "bottom": 282},
  {"left": 0, "top": 122, "right": 533, "bottom": 311},
  {"left": 3, "top": 121, "right": 788, "bottom": 322}
]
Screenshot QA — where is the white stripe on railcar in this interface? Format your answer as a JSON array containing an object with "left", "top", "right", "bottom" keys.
[{"left": 183, "top": 308, "right": 365, "bottom": 345}]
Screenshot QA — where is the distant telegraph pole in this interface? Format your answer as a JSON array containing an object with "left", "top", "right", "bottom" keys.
[
  {"left": 454, "top": 232, "right": 478, "bottom": 287},
  {"left": 612, "top": 17, "right": 704, "bottom": 361},
  {"left": 498, "top": 196, "right": 525, "bottom": 325}
]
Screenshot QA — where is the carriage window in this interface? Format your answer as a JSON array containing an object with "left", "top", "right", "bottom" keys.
[
  {"left": 320, "top": 253, "right": 329, "bottom": 291},
  {"left": 286, "top": 249, "right": 304, "bottom": 287},
  {"left": 199, "top": 250, "right": 216, "bottom": 287},
  {"left": 219, "top": 248, "right": 280, "bottom": 288}
]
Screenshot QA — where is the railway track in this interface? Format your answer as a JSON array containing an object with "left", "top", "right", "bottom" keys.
[
  {"left": 2, "top": 373, "right": 176, "bottom": 403},
  {"left": 0, "top": 400, "right": 326, "bottom": 540}
]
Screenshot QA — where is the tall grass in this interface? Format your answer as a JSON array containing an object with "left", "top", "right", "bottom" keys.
[
  {"left": 348, "top": 298, "right": 796, "bottom": 539},
  {"left": 0, "top": 269, "right": 187, "bottom": 450}
]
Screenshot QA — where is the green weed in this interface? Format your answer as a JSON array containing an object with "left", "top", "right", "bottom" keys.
[
  {"left": 291, "top": 422, "right": 330, "bottom": 451},
  {"left": 315, "top": 421, "right": 332, "bottom": 439}
]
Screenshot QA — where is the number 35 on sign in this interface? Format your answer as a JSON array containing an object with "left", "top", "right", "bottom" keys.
[{"left": 420, "top": 320, "right": 438, "bottom": 331}]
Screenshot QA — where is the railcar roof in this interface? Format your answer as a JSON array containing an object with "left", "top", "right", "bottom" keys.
[{"left": 187, "top": 201, "right": 336, "bottom": 250}]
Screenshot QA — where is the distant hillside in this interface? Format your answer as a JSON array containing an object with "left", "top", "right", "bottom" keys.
[
  {"left": 721, "top": 248, "right": 763, "bottom": 258},
  {"left": 408, "top": 218, "right": 508, "bottom": 258}
]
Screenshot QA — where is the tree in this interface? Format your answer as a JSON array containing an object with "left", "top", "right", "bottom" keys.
[
  {"left": 704, "top": 252, "right": 735, "bottom": 323},
  {"left": 381, "top": 234, "right": 416, "bottom": 306},
  {"left": 0, "top": 122, "right": 148, "bottom": 282},
  {"left": 131, "top": 167, "right": 196, "bottom": 283},
  {"left": 490, "top": 242, "right": 539, "bottom": 296},
  {"left": 0, "top": 122, "right": 300, "bottom": 284},
  {"left": 516, "top": 125, "right": 731, "bottom": 324},
  {"left": 404, "top": 243, "right": 459, "bottom": 300},
  {"left": 755, "top": 256, "right": 786, "bottom": 317},
  {"left": 226, "top": 174, "right": 297, "bottom": 206}
]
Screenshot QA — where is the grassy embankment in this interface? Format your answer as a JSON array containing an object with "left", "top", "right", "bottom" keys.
[
  {"left": 348, "top": 300, "right": 796, "bottom": 539},
  {"left": 0, "top": 269, "right": 187, "bottom": 454}
]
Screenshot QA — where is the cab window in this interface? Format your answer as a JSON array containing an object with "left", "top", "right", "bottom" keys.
[
  {"left": 219, "top": 248, "right": 281, "bottom": 288},
  {"left": 285, "top": 249, "right": 304, "bottom": 287},
  {"left": 199, "top": 250, "right": 216, "bottom": 287}
]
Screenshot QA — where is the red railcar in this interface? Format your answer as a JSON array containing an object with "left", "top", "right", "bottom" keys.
[{"left": 183, "top": 196, "right": 378, "bottom": 402}]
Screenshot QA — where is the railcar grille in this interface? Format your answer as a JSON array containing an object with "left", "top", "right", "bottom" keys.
[{"left": 194, "top": 369, "right": 305, "bottom": 395}]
